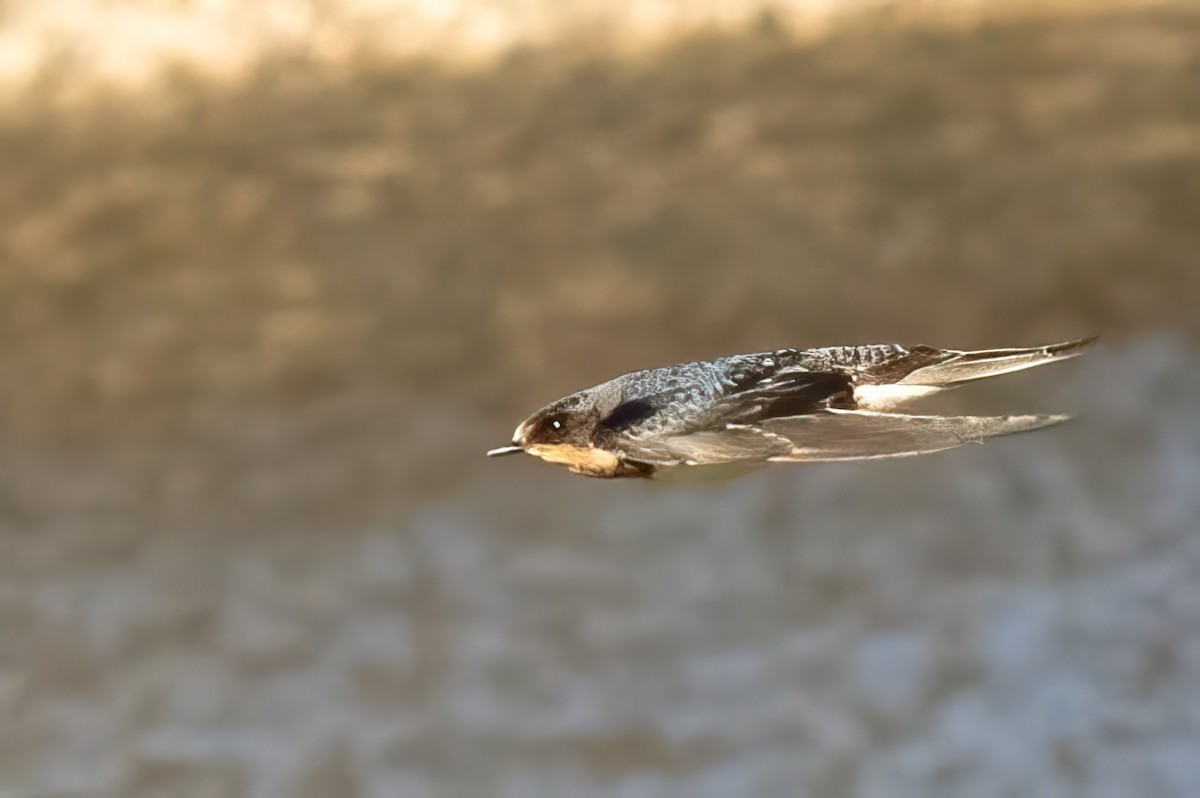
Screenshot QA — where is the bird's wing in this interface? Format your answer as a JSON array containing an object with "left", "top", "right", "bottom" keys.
[
  {"left": 613, "top": 409, "right": 1068, "bottom": 467},
  {"left": 703, "top": 369, "right": 855, "bottom": 426},
  {"left": 762, "top": 409, "right": 1069, "bottom": 461},
  {"left": 604, "top": 369, "right": 854, "bottom": 466},
  {"left": 596, "top": 367, "right": 853, "bottom": 438},
  {"left": 612, "top": 424, "right": 793, "bottom": 466}
]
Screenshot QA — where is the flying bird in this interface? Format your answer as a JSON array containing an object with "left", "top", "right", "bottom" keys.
[{"left": 487, "top": 338, "right": 1094, "bottom": 479}]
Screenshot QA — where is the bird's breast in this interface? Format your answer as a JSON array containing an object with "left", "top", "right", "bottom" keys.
[{"left": 525, "top": 443, "right": 622, "bottom": 477}]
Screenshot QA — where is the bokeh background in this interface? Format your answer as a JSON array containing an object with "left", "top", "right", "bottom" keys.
[{"left": 2, "top": 1, "right": 1200, "bottom": 796}]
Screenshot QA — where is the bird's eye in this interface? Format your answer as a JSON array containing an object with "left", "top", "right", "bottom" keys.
[{"left": 551, "top": 419, "right": 561, "bottom": 430}]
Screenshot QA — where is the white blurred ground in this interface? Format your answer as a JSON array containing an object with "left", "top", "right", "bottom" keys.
[{"left": 5, "top": 337, "right": 1199, "bottom": 797}]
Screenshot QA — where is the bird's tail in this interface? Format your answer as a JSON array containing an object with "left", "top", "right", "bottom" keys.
[{"left": 899, "top": 336, "right": 1097, "bottom": 388}]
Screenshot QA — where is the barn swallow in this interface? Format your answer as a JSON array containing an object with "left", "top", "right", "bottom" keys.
[{"left": 487, "top": 338, "right": 1095, "bottom": 479}]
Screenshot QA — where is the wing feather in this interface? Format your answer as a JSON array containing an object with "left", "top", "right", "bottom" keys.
[
  {"left": 708, "top": 370, "right": 853, "bottom": 425},
  {"left": 613, "top": 410, "right": 1068, "bottom": 469},
  {"left": 763, "top": 410, "right": 1069, "bottom": 461},
  {"left": 614, "top": 424, "right": 791, "bottom": 466}
]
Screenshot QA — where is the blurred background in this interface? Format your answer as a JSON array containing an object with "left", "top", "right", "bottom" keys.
[{"left": 2, "top": 1, "right": 1200, "bottom": 796}]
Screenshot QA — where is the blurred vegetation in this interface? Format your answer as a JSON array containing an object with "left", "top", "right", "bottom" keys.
[{"left": 1, "top": 3, "right": 1198, "bottom": 517}]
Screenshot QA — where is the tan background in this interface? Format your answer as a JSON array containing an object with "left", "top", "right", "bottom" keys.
[{"left": 1, "top": 1, "right": 1199, "bottom": 796}]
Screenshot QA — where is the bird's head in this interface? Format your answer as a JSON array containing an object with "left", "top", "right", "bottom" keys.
[
  {"left": 490, "top": 391, "right": 600, "bottom": 453},
  {"left": 487, "top": 387, "right": 623, "bottom": 475}
]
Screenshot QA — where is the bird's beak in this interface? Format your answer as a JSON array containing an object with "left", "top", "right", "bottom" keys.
[{"left": 486, "top": 444, "right": 525, "bottom": 457}]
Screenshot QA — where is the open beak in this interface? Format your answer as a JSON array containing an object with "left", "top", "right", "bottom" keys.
[{"left": 486, "top": 445, "right": 525, "bottom": 457}]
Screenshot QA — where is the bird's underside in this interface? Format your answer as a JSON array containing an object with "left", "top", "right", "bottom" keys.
[{"left": 490, "top": 338, "right": 1095, "bottom": 478}]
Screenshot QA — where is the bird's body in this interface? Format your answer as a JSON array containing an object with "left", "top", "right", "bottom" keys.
[{"left": 488, "top": 338, "right": 1094, "bottom": 479}]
